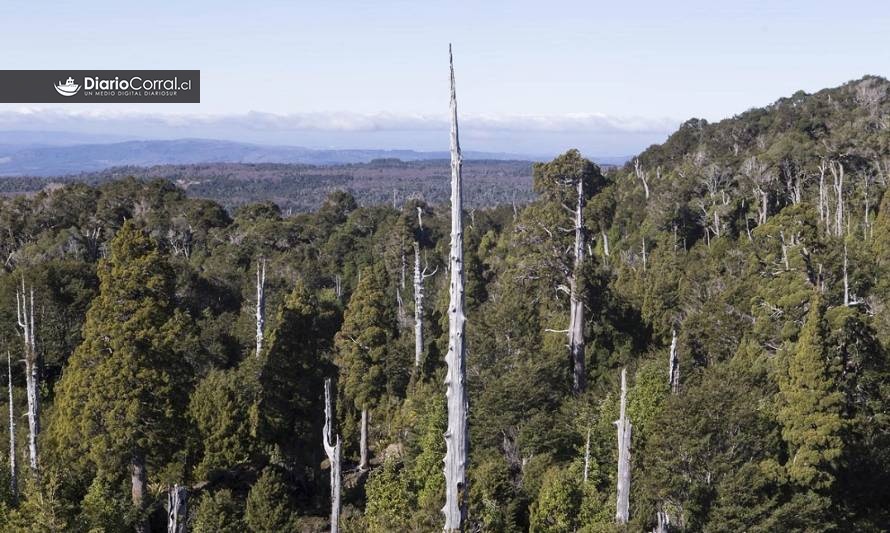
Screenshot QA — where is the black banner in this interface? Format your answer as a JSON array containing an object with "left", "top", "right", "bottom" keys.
[{"left": 0, "top": 70, "right": 200, "bottom": 103}]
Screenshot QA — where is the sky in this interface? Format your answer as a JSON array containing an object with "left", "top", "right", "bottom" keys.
[{"left": 0, "top": 0, "right": 888, "bottom": 156}]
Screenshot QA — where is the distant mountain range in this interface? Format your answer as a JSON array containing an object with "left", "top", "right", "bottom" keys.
[{"left": 0, "top": 134, "right": 630, "bottom": 176}]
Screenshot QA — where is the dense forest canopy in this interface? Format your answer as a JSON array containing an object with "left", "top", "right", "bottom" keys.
[
  {"left": 0, "top": 159, "right": 537, "bottom": 213},
  {"left": 0, "top": 75, "right": 889, "bottom": 531}
]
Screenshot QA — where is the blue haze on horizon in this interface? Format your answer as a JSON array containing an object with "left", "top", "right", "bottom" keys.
[{"left": 0, "top": 0, "right": 887, "bottom": 157}]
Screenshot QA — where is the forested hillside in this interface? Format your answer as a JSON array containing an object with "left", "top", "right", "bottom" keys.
[{"left": 0, "top": 75, "right": 889, "bottom": 532}]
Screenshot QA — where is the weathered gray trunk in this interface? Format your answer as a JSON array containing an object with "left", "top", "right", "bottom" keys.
[
  {"left": 583, "top": 427, "right": 591, "bottom": 484},
  {"left": 414, "top": 242, "right": 425, "bottom": 368},
  {"left": 15, "top": 279, "right": 39, "bottom": 474},
  {"left": 831, "top": 160, "right": 845, "bottom": 237},
  {"left": 255, "top": 259, "right": 266, "bottom": 357},
  {"left": 668, "top": 328, "right": 680, "bottom": 394},
  {"left": 131, "top": 453, "right": 150, "bottom": 533},
  {"left": 844, "top": 243, "right": 850, "bottom": 306},
  {"left": 413, "top": 242, "right": 437, "bottom": 370},
  {"left": 654, "top": 510, "right": 669, "bottom": 533},
  {"left": 166, "top": 484, "right": 187, "bottom": 533},
  {"left": 615, "top": 368, "right": 632, "bottom": 524},
  {"left": 359, "top": 407, "right": 369, "bottom": 471},
  {"left": 569, "top": 178, "right": 587, "bottom": 395},
  {"left": 7, "top": 352, "right": 17, "bottom": 505},
  {"left": 443, "top": 44, "right": 469, "bottom": 533},
  {"left": 601, "top": 230, "right": 610, "bottom": 257},
  {"left": 323, "top": 379, "right": 341, "bottom": 533}
]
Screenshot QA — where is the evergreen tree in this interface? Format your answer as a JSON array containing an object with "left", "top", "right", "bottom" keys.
[
  {"left": 256, "top": 279, "right": 330, "bottom": 497},
  {"left": 334, "top": 262, "right": 396, "bottom": 468},
  {"left": 778, "top": 295, "right": 844, "bottom": 490},
  {"left": 244, "top": 467, "right": 297, "bottom": 533},
  {"left": 364, "top": 458, "right": 411, "bottom": 533},
  {"left": 192, "top": 489, "right": 244, "bottom": 533},
  {"left": 48, "top": 221, "right": 191, "bottom": 530}
]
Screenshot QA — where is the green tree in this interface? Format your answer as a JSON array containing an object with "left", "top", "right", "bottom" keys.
[
  {"left": 777, "top": 295, "right": 844, "bottom": 490},
  {"left": 192, "top": 489, "right": 244, "bottom": 533},
  {"left": 334, "top": 262, "right": 396, "bottom": 468},
  {"left": 189, "top": 366, "right": 259, "bottom": 479},
  {"left": 255, "top": 279, "right": 331, "bottom": 499},
  {"left": 244, "top": 467, "right": 297, "bottom": 533},
  {"left": 530, "top": 466, "right": 581, "bottom": 533},
  {"left": 364, "top": 458, "right": 411, "bottom": 533},
  {"left": 48, "top": 221, "right": 191, "bottom": 529}
]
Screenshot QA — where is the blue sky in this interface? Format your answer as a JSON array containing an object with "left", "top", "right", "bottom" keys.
[{"left": 0, "top": 0, "right": 887, "bottom": 155}]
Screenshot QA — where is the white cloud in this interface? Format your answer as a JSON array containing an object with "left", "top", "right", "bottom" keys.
[{"left": 0, "top": 108, "right": 680, "bottom": 155}]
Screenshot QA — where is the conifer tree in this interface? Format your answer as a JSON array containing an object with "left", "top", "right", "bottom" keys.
[
  {"left": 778, "top": 295, "right": 844, "bottom": 490},
  {"left": 256, "top": 279, "right": 329, "bottom": 482},
  {"left": 48, "top": 221, "right": 190, "bottom": 532},
  {"left": 334, "top": 262, "right": 395, "bottom": 470}
]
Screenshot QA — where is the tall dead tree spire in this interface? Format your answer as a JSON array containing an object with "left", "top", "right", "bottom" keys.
[
  {"left": 7, "top": 352, "right": 17, "bottom": 505},
  {"left": 615, "top": 367, "right": 632, "bottom": 524},
  {"left": 255, "top": 258, "right": 266, "bottom": 357},
  {"left": 15, "top": 277, "right": 39, "bottom": 474},
  {"left": 443, "top": 43, "right": 469, "bottom": 533},
  {"left": 323, "top": 379, "right": 341, "bottom": 533}
]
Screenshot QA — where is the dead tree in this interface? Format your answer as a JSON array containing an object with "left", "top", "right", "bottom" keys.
[
  {"left": 615, "top": 368, "right": 632, "bottom": 525},
  {"left": 830, "top": 160, "right": 845, "bottom": 237},
  {"left": 323, "top": 379, "right": 341, "bottom": 533},
  {"left": 255, "top": 258, "right": 266, "bottom": 357},
  {"left": 7, "top": 352, "right": 17, "bottom": 505},
  {"left": 569, "top": 176, "right": 588, "bottom": 394},
  {"left": 132, "top": 454, "right": 149, "bottom": 533},
  {"left": 654, "top": 510, "right": 669, "bottom": 533},
  {"left": 583, "top": 427, "right": 591, "bottom": 484},
  {"left": 359, "top": 408, "right": 369, "bottom": 471},
  {"left": 443, "top": 44, "right": 469, "bottom": 533},
  {"left": 166, "top": 484, "right": 187, "bottom": 533},
  {"left": 634, "top": 159, "right": 650, "bottom": 200},
  {"left": 15, "top": 278, "right": 39, "bottom": 474},
  {"left": 413, "top": 242, "right": 437, "bottom": 369},
  {"left": 668, "top": 328, "right": 680, "bottom": 394},
  {"left": 742, "top": 156, "right": 772, "bottom": 226},
  {"left": 817, "top": 159, "right": 829, "bottom": 227}
]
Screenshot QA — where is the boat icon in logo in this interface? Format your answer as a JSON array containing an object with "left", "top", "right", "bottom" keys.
[{"left": 54, "top": 77, "right": 81, "bottom": 97}]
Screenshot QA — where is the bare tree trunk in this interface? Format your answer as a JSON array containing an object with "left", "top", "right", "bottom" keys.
[
  {"left": 614, "top": 368, "right": 632, "bottom": 525},
  {"left": 569, "top": 177, "right": 587, "bottom": 395},
  {"left": 818, "top": 160, "right": 828, "bottom": 226},
  {"left": 443, "top": 44, "right": 469, "bottom": 533},
  {"left": 359, "top": 408, "right": 369, "bottom": 471},
  {"left": 668, "top": 328, "right": 680, "bottom": 394},
  {"left": 7, "top": 352, "right": 17, "bottom": 506},
  {"left": 15, "top": 278, "right": 39, "bottom": 474},
  {"left": 323, "top": 379, "right": 341, "bottom": 533},
  {"left": 831, "top": 161, "right": 845, "bottom": 237},
  {"left": 634, "top": 159, "right": 650, "bottom": 200},
  {"left": 414, "top": 243, "right": 424, "bottom": 369},
  {"left": 654, "top": 510, "right": 669, "bottom": 533},
  {"left": 396, "top": 286, "right": 405, "bottom": 328},
  {"left": 255, "top": 259, "right": 266, "bottom": 357},
  {"left": 583, "top": 427, "right": 591, "bottom": 484},
  {"left": 601, "top": 230, "right": 610, "bottom": 257},
  {"left": 131, "top": 453, "right": 150, "bottom": 533},
  {"left": 166, "top": 484, "right": 187, "bottom": 533}
]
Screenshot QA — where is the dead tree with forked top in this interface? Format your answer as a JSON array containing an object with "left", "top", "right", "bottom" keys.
[{"left": 15, "top": 277, "right": 39, "bottom": 475}]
